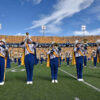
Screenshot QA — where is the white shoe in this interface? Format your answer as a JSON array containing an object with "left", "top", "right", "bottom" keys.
[
  {"left": 55, "top": 80, "right": 58, "bottom": 83},
  {"left": 52, "top": 80, "right": 54, "bottom": 83},
  {"left": 77, "top": 79, "right": 84, "bottom": 82},
  {"left": 29, "top": 81, "right": 33, "bottom": 84},
  {"left": 0, "top": 82, "right": 4, "bottom": 85},
  {"left": 26, "top": 81, "right": 30, "bottom": 85}
]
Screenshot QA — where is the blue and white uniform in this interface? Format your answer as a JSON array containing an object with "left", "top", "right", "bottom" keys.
[
  {"left": 7, "top": 54, "right": 11, "bottom": 68},
  {"left": 40, "top": 54, "right": 44, "bottom": 65},
  {"left": 33, "top": 43, "right": 38, "bottom": 65},
  {"left": 74, "top": 47, "right": 84, "bottom": 80},
  {"left": 96, "top": 40, "right": 100, "bottom": 63},
  {"left": 48, "top": 48, "right": 59, "bottom": 81},
  {"left": 0, "top": 44, "right": 8, "bottom": 83},
  {"left": 14, "top": 58, "right": 17, "bottom": 63},
  {"left": 92, "top": 51, "right": 97, "bottom": 67},
  {"left": 66, "top": 52, "right": 70, "bottom": 66},
  {"left": 83, "top": 49, "right": 88, "bottom": 67},
  {"left": 96, "top": 46, "right": 100, "bottom": 63},
  {"left": 18, "top": 57, "right": 21, "bottom": 66},
  {"left": 22, "top": 43, "right": 35, "bottom": 83}
]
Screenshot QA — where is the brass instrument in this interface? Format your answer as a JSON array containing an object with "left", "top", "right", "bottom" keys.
[
  {"left": 25, "top": 32, "right": 31, "bottom": 43},
  {"left": 82, "top": 39, "right": 88, "bottom": 44},
  {"left": 26, "top": 32, "right": 29, "bottom": 36},
  {"left": 53, "top": 43, "right": 58, "bottom": 47}
]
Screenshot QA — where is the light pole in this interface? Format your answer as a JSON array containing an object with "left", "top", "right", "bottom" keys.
[
  {"left": 81, "top": 25, "right": 86, "bottom": 36},
  {"left": 0, "top": 24, "right": 2, "bottom": 35},
  {"left": 0, "top": 24, "right": 2, "bottom": 30},
  {"left": 41, "top": 25, "right": 46, "bottom": 36}
]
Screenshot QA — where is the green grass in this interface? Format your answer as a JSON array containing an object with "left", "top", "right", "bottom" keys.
[{"left": 0, "top": 62, "right": 100, "bottom": 100}]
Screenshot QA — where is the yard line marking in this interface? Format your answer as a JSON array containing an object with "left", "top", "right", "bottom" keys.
[
  {"left": 6, "top": 66, "right": 20, "bottom": 72},
  {"left": 74, "top": 97, "right": 80, "bottom": 100},
  {"left": 59, "top": 68, "right": 100, "bottom": 92},
  {"left": 88, "top": 67, "right": 100, "bottom": 69},
  {"left": 11, "top": 68, "right": 25, "bottom": 72}
]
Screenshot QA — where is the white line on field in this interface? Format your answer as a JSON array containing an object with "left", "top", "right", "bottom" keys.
[
  {"left": 6, "top": 66, "right": 20, "bottom": 72},
  {"left": 59, "top": 68, "right": 100, "bottom": 92},
  {"left": 88, "top": 67, "right": 100, "bottom": 69},
  {"left": 74, "top": 97, "right": 80, "bottom": 100}
]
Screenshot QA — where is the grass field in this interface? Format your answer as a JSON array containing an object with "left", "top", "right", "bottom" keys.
[{"left": 0, "top": 61, "right": 100, "bottom": 100}]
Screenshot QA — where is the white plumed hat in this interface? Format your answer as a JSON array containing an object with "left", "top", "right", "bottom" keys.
[
  {"left": 51, "top": 41, "right": 55, "bottom": 44},
  {"left": 96, "top": 40, "right": 100, "bottom": 45},
  {"left": 0, "top": 39, "right": 6, "bottom": 43},
  {"left": 74, "top": 40, "right": 80, "bottom": 45}
]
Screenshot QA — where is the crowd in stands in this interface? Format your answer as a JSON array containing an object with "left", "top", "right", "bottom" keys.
[{"left": 0, "top": 35, "right": 99, "bottom": 59}]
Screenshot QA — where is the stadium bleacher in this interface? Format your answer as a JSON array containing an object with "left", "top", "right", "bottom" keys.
[{"left": 0, "top": 35, "right": 100, "bottom": 58}]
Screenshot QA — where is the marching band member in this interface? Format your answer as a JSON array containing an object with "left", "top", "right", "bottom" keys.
[
  {"left": 20, "top": 32, "right": 35, "bottom": 85},
  {"left": 61, "top": 54, "right": 63, "bottom": 62},
  {"left": 83, "top": 45, "right": 88, "bottom": 67},
  {"left": 58, "top": 47, "right": 61, "bottom": 67},
  {"left": 33, "top": 42, "right": 38, "bottom": 65},
  {"left": 66, "top": 52, "right": 70, "bottom": 67},
  {"left": 18, "top": 57, "right": 21, "bottom": 66},
  {"left": 14, "top": 58, "right": 17, "bottom": 64},
  {"left": 74, "top": 40, "right": 84, "bottom": 81},
  {"left": 47, "top": 42, "right": 60, "bottom": 83},
  {"left": 96, "top": 40, "right": 100, "bottom": 63},
  {"left": 40, "top": 54, "right": 44, "bottom": 65},
  {"left": 82, "top": 39, "right": 88, "bottom": 67},
  {"left": 0, "top": 39, "right": 8, "bottom": 85},
  {"left": 7, "top": 53, "right": 11, "bottom": 68},
  {"left": 91, "top": 50, "right": 97, "bottom": 67}
]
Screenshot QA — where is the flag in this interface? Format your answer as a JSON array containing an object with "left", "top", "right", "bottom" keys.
[
  {"left": 21, "top": 51, "right": 25, "bottom": 66},
  {"left": 47, "top": 54, "right": 50, "bottom": 67},
  {"left": 91, "top": 56, "right": 93, "bottom": 62},
  {"left": 4, "top": 57, "right": 7, "bottom": 81},
  {"left": 72, "top": 51, "right": 76, "bottom": 65},
  {"left": 97, "top": 53, "right": 100, "bottom": 63},
  {"left": 65, "top": 56, "right": 66, "bottom": 62}
]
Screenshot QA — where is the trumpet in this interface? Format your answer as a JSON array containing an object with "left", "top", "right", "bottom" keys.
[
  {"left": 26, "top": 32, "right": 29, "bottom": 36},
  {"left": 82, "top": 39, "right": 88, "bottom": 44},
  {"left": 24, "top": 32, "right": 30, "bottom": 42}
]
